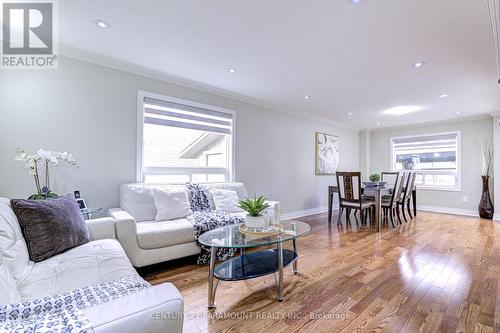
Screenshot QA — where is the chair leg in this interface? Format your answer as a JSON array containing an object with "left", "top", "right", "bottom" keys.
[
  {"left": 401, "top": 203, "right": 408, "bottom": 223},
  {"left": 337, "top": 207, "right": 343, "bottom": 225},
  {"left": 396, "top": 205, "right": 402, "bottom": 224},
  {"left": 389, "top": 207, "right": 395, "bottom": 227},
  {"left": 407, "top": 201, "right": 413, "bottom": 219},
  {"left": 360, "top": 209, "right": 364, "bottom": 226}
]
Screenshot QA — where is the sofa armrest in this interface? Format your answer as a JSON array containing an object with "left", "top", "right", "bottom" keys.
[
  {"left": 86, "top": 217, "right": 116, "bottom": 241},
  {"left": 108, "top": 208, "right": 136, "bottom": 223},
  {"left": 108, "top": 208, "right": 143, "bottom": 266},
  {"left": 266, "top": 200, "right": 281, "bottom": 223},
  {"left": 83, "top": 282, "right": 183, "bottom": 333}
]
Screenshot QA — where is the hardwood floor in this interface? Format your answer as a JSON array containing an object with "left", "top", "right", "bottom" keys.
[{"left": 140, "top": 211, "right": 500, "bottom": 333}]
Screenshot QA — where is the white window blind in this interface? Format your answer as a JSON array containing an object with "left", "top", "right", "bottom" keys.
[
  {"left": 391, "top": 132, "right": 460, "bottom": 191},
  {"left": 143, "top": 97, "right": 233, "bottom": 135}
]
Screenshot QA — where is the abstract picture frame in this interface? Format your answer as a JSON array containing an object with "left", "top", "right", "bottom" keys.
[{"left": 315, "top": 132, "right": 339, "bottom": 175}]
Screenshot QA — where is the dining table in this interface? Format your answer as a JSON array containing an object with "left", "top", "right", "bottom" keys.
[{"left": 327, "top": 185, "right": 417, "bottom": 232}]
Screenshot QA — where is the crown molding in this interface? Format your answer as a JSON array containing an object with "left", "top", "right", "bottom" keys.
[
  {"left": 488, "top": 0, "right": 500, "bottom": 80},
  {"left": 367, "top": 114, "right": 493, "bottom": 133},
  {"left": 58, "top": 44, "right": 359, "bottom": 132}
]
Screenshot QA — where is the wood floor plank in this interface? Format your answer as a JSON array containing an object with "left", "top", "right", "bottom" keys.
[{"left": 140, "top": 211, "right": 500, "bottom": 333}]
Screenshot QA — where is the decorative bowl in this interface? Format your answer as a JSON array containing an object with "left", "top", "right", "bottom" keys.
[{"left": 362, "top": 181, "right": 387, "bottom": 188}]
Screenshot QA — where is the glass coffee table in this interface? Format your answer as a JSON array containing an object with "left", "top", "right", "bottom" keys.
[{"left": 198, "top": 220, "right": 311, "bottom": 309}]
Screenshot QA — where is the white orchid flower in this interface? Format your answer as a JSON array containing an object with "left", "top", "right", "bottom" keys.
[{"left": 37, "top": 149, "right": 58, "bottom": 165}]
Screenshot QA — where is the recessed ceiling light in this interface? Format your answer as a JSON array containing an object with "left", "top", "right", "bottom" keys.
[
  {"left": 383, "top": 105, "right": 423, "bottom": 115},
  {"left": 94, "top": 19, "right": 111, "bottom": 28},
  {"left": 412, "top": 61, "right": 426, "bottom": 68},
  {"left": 350, "top": 0, "right": 365, "bottom": 4},
  {"left": 456, "top": 111, "right": 461, "bottom": 115},
  {"left": 376, "top": 122, "right": 381, "bottom": 126},
  {"left": 228, "top": 68, "right": 237, "bottom": 73},
  {"left": 439, "top": 94, "right": 449, "bottom": 98},
  {"left": 348, "top": 112, "right": 353, "bottom": 116},
  {"left": 304, "top": 95, "right": 310, "bottom": 100}
]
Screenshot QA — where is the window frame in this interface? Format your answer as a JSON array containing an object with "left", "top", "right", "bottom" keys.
[
  {"left": 136, "top": 90, "right": 236, "bottom": 183},
  {"left": 390, "top": 130, "right": 462, "bottom": 192}
]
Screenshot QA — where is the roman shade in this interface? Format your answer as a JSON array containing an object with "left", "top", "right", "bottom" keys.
[{"left": 143, "top": 97, "right": 233, "bottom": 135}]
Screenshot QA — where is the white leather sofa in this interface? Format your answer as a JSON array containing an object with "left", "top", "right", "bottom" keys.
[
  {"left": 109, "top": 182, "right": 281, "bottom": 268},
  {"left": 0, "top": 198, "right": 183, "bottom": 333}
]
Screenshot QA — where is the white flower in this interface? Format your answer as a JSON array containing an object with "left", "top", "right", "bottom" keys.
[
  {"left": 37, "top": 149, "right": 58, "bottom": 165},
  {"left": 58, "top": 152, "right": 77, "bottom": 166}
]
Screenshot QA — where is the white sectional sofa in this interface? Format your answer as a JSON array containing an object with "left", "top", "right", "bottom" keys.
[
  {"left": 0, "top": 198, "right": 183, "bottom": 333},
  {"left": 109, "top": 182, "right": 281, "bottom": 268}
]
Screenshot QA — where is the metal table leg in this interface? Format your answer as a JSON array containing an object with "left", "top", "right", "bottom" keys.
[
  {"left": 276, "top": 241, "right": 284, "bottom": 301},
  {"left": 208, "top": 247, "right": 217, "bottom": 309}
]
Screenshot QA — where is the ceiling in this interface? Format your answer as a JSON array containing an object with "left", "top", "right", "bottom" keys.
[{"left": 58, "top": 0, "right": 500, "bottom": 129}]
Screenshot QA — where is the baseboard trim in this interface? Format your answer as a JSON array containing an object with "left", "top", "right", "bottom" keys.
[
  {"left": 418, "top": 205, "right": 479, "bottom": 218},
  {"left": 281, "top": 206, "right": 332, "bottom": 220},
  {"left": 493, "top": 213, "right": 500, "bottom": 221}
]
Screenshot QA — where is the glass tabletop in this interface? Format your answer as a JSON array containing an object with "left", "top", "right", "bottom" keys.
[
  {"left": 198, "top": 220, "right": 311, "bottom": 249},
  {"left": 80, "top": 207, "right": 102, "bottom": 215}
]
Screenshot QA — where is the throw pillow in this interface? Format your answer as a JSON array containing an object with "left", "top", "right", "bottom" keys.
[
  {"left": 0, "top": 255, "right": 21, "bottom": 305},
  {"left": 186, "top": 183, "right": 210, "bottom": 212},
  {"left": 10, "top": 194, "right": 90, "bottom": 262},
  {"left": 153, "top": 188, "right": 193, "bottom": 221},
  {"left": 210, "top": 189, "right": 244, "bottom": 213}
]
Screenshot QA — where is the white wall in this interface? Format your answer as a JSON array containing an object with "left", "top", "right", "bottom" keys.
[
  {"left": 0, "top": 56, "right": 359, "bottom": 214},
  {"left": 363, "top": 116, "right": 493, "bottom": 213}
]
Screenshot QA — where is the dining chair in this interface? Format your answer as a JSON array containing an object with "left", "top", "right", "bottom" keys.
[
  {"left": 381, "top": 171, "right": 398, "bottom": 188},
  {"left": 398, "top": 172, "right": 417, "bottom": 222},
  {"left": 381, "top": 172, "right": 404, "bottom": 227},
  {"left": 336, "top": 172, "right": 375, "bottom": 226}
]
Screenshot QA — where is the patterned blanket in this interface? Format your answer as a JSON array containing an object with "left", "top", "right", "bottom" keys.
[
  {"left": 187, "top": 211, "right": 244, "bottom": 264},
  {"left": 0, "top": 275, "right": 150, "bottom": 333},
  {"left": 186, "top": 184, "right": 244, "bottom": 264}
]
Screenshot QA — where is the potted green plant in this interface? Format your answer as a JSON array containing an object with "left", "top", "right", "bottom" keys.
[
  {"left": 238, "top": 195, "right": 270, "bottom": 228},
  {"left": 369, "top": 173, "right": 380, "bottom": 182}
]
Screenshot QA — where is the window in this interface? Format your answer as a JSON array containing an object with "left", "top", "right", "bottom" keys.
[
  {"left": 137, "top": 92, "right": 234, "bottom": 183},
  {"left": 391, "top": 131, "right": 461, "bottom": 191}
]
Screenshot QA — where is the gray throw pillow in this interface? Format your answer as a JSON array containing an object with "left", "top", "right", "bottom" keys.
[{"left": 11, "top": 194, "right": 90, "bottom": 262}]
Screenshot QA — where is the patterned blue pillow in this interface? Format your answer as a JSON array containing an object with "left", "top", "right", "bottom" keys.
[{"left": 186, "top": 183, "right": 210, "bottom": 212}]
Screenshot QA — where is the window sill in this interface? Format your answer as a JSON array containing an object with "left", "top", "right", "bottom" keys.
[{"left": 416, "top": 186, "right": 461, "bottom": 192}]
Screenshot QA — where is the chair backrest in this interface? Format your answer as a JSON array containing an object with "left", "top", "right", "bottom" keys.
[
  {"left": 381, "top": 172, "right": 398, "bottom": 187},
  {"left": 382, "top": 172, "right": 403, "bottom": 206},
  {"left": 403, "top": 172, "right": 416, "bottom": 200},
  {"left": 336, "top": 172, "right": 362, "bottom": 204}
]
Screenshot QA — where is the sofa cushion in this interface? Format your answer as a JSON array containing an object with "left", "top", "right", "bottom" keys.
[
  {"left": 0, "top": 198, "right": 33, "bottom": 282},
  {"left": 210, "top": 189, "right": 244, "bottom": 213},
  {"left": 11, "top": 194, "right": 90, "bottom": 262},
  {"left": 0, "top": 254, "right": 21, "bottom": 304},
  {"left": 153, "top": 188, "right": 193, "bottom": 221},
  {"left": 200, "top": 183, "right": 248, "bottom": 210},
  {"left": 136, "top": 218, "right": 196, "bottom": 250},
  {"left": 17, "top": 239, "right": 137, "bottom": 300},
  {"left": 120, "top": 184, "right": 186, "bottom": 222}
]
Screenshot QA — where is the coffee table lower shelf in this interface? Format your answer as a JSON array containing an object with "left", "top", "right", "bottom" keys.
[{"left": 214, "top": 249, "right": 298, "bottom": 281}]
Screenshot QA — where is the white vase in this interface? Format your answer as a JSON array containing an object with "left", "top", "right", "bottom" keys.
[{"left": 245, "top": 215, "right": 266, "bottom": 228}]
